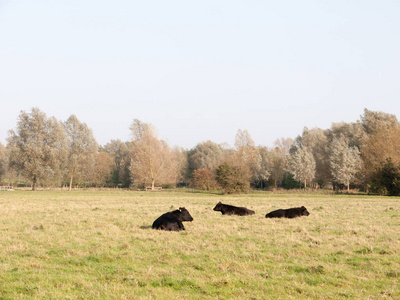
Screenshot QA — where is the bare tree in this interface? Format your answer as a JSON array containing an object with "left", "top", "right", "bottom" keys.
[
  {"left": 129, "top": 119, "right": 178, "bottom": 189},
  {"left": 188, "top": 140, "right": 226, "bottom": 172},
  {"left": 289, "top": 147, "right": 316, "bottom": 189},
  {"left": 256, "top": 147, "right": 271, "bottom": 188},
  {"left": 64, "top": 115, "right": 98, "bottom": 191},
  {"left": 0, "top": 142, "right": 6, "bottom": 183},
  {"left": 360, "top": 108, "right": 398, "bottom": 135},
  {"left": 92, "top": 151, "right": 114, "bottom": 187},
  {"left": 297, "top": 127, "right": 331, "bottom": 188},
  {"left": 234, "top": 129, "right": 263, "bottom": 186},
  {"left": 268, "top": 147, "right": 285, "bottom": 188},
  {"left": 172, "top": 146, "right": 189, "bottom": 186},
  {"left": 7, "top": 108, "right": 68, "bottom": 190},
  {"left": 234, "top": 129, "right": 255, "bottom": 149},
  {"left": 104, "top": 139, "right": 131, "bottom": 187},
  {"left": 268, "top": 137, "right": 295, "bottom": 188},
  {"left": 330, "top": 137, "right": 362, "bottom": 192}
]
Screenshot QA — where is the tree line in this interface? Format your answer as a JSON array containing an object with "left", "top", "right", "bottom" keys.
[{"left": 1, "top": 107, "right": 400, "bottom": 195}]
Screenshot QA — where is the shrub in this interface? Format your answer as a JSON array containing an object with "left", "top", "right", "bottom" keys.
[
  {"left": 215, "top": 163, "right": 250, "bottom": 194},
  {"left": 370, "top": 158, "right": 400, "bottom": 196},
  {"left": 281, "top": 173, "right": 302, "bottom": 189},
  {"left": 193, "top": 169, "right": 217, "bottom": 191}
]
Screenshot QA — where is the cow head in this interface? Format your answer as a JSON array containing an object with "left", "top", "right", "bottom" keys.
[
  {"left": 300, "top": 206, "right": 310, "bottom": 216},
  {"left": 177, "top": 207, "right": 193, "bottom": 222},
  {"left": 213, "top": 202, "right": 222, "bottom": 211}
]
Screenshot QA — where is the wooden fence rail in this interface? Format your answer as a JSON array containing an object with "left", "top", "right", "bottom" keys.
[
  {"left": 145, "top": 187, "right": 163, "bottom": 191},
  {"left": 0, "top": 186, "right": 13, "bottom": 191}
]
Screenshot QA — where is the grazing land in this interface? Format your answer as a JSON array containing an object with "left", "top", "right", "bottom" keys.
[{"left": 0, "top": 190, "right": 399, "bottom": 299}]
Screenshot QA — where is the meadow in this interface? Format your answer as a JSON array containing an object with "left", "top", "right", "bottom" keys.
[{"left": 0, "top": 190, "right": 399, "bottom": 299}]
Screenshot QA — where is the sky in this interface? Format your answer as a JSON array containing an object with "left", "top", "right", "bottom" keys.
[{"left": 1, "top": 1, "right": 400, "bottom": 149}]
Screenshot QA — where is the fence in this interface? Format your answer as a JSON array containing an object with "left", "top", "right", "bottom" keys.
[
  {"left": 145, "top": 186, "right": 163, "bottom": 191},
  {"left": 0, "top": 186, "right": 13, "bottom": 191}
]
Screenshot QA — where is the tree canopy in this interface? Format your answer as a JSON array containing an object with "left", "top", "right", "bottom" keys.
[
  {"left": 129, "top": 119, "right": 179, "bottom": 189},
  {"left": 64, "top": 115, "right": 98, "bottom": 190},
  {"left": 3, "top": 108, "right": 400, "bottom": 195},
  {"left": 7, "top": 108, "right": 68, "bottom": 190}
]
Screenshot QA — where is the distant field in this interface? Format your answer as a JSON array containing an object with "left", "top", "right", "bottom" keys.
[{"left": 0, "top": 190, "right": 399, "bottom": 299}]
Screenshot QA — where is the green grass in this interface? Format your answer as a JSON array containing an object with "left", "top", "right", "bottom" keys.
[{"left": 0, "top": 190, "right": 399, "bottom": 299}]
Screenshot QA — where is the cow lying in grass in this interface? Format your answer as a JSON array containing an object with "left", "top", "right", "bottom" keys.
[
  {"left": 265, "top": 206, "right": 310, "bottom": 218},
  {"left": 152, "top": 207, "right": 194, "bottom": 231},
  {"left": 213, "top": 202, "right": 255, "bottom": 216}
]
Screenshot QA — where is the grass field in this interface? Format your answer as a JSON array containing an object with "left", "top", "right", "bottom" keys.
[{"left": 0, "top": 190, "right": 399, "bottom": 299}]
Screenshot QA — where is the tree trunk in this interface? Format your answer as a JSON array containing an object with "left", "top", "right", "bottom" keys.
[
  {"left": 304, "top": 179, "right": 307, "bottom": 189},
  {"left": 32, "top": 177, "right": 37, "bottom": 191},
  {"left": 69, "top": 175, "right": 73, "bottom": 191},
  {"left": 151, "top": 180, "right": 155, "bottom": 190},
  {"left": 347, "top": 182, "right": 350, "bottom": 193}
]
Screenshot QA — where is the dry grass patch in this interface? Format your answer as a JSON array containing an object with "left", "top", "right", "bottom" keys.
[{"left": 0, "top": 190, "right": 399, "bottom": 299}]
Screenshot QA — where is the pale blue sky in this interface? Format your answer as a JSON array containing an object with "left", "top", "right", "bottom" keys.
[{"left": 1, "top": 0, "right": 399, "bottom": 149}]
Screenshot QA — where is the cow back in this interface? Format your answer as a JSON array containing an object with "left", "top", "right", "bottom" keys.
[
  {"left": 152, "top": 212, "right": 185, "bottom": 231},
  {"left": 214, "top": 202, "right": 255, "bottom": 216}
]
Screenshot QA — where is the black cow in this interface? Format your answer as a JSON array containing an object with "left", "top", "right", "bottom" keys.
[
  {"left": 152, "top": 207, "right": 194, "bottom": 231},
  {"left": 265, "top": 206, "right": 310, "bottom": 218},
  {"left": 213, "top": 202, "right": 255, "bottom": 216}
]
